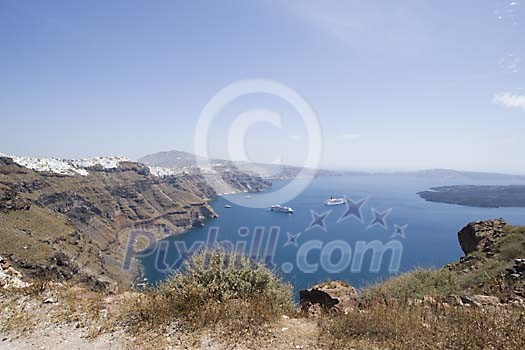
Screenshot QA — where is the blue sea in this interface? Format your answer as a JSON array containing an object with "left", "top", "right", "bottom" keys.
[{"left": 140, "top": 175, "right": 525, "bottom": 293}]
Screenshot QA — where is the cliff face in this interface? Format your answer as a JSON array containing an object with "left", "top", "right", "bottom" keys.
[
  {"left": 0, "top": 156, "right": 268, "bottom": 291},
  {"left": 457, "top": 218, "right": 507, "bottom": 255}
]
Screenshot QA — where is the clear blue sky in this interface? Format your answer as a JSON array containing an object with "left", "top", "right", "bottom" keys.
[{"left": 1, "top": 0, "right": 524, "bottom": 173}]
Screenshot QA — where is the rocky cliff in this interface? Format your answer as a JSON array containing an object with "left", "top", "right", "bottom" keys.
[
  {"left": 0, "top": 155, "right": 269, "bottom": 291},
  {"left": 457, "top": 218, "right": 507, "bottom": 255}
]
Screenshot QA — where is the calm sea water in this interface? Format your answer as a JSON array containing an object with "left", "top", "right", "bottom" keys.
[{"left": 140, "top": 175, "right": 525, "bottom": 293}]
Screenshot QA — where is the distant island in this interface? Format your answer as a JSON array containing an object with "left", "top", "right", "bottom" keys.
[{"left": 418, "top": 185, "right": 525, "bottom": 208}]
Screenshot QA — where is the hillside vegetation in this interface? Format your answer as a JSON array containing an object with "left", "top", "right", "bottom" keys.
[{"left": 1, "top": 222, "right": 525, "bottom": 349}]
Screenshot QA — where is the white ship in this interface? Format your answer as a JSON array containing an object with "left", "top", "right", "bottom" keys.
[
  {"left": 324, "top": 197, "right": 347, "bottom": 206},
  {"left": 271, "top": 205, "right": 294, "bottom": 214}
]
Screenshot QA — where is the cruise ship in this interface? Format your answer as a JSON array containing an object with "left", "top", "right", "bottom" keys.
[
  {"left": 324, "top": 197, "right": 347, "bottom": 206},
  {"left": 271, "top": 205, "right": 294, "bottom": 213}
]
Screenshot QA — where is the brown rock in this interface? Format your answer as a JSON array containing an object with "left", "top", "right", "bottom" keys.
[
  {"left": 300, "top": 289, "right": 339, "bottom": 312},
  {"left": 300, "top": 280, "right": 359, "bottom": 315},
  {"left": 457, "top": 219, "right": 506, "bottom": 255},
  {"left": 446, "top": 294, "right": 464, "bottom": 306},
  {"left": 471, "top": 295, "right": 500, "bottom": 306}
]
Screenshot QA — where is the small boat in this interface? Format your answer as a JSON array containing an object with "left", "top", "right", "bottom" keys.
[
  {"left": 324, "top": 197, "right": 347, "bottom": 206},
  {"left": 224, "top": 204, "right": 232, "bottom": 208},
  {"left": 244, "top": 195, "right": 252, "bottom": 199},
  {"left": 271, "top": 204, "right": 294, "bottom": 214}
]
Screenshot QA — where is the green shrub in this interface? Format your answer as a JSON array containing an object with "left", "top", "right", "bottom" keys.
[
  {"left": 497, "top": 227, "right": 525, "bottom": 261},
  {"left": 126, "top": 249, "right": 294, "bottom": 334}
]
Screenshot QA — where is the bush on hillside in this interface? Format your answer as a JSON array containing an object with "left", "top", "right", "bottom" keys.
[{"left": 126, "top": 249, "right": 294, "bottom": 334}]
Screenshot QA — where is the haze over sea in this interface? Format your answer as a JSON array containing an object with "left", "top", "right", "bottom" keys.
[{"left": 141, "top": 175, "right": 525, "bottom": 293}]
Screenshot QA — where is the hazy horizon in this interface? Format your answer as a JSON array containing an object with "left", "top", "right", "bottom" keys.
[{"left": 1, "top": 1, "right": 524, "bottom": 173}]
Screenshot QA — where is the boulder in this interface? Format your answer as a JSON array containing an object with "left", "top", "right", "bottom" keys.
[
  {"left": 0, "top": 184, "right": 31, "bottom": 212},
  {"left": 460, "top": 295, "right": 480, "bottom": 307},
  {"left": 457, "top": 219, "right": 506, "bottom": 255},
  {"left": 0, "top": 255, "right": 30, "bottom": 289},
  {"left": 515, "top": 259, "right": 525, "bottom": 273},
  {"left": 446, "top": 294, "right": 464, "bottom": 306},
  {"left": 299, "top": 280, "right": 358, "bottom": 316},
  {"left": 505, "top": 259, "right": 525, "bottom": 281},
  {"left": 471, "top": 295, "right": 500, "bottom": 306},
  {"left": 300, "top": 289, "right": 339, "bottom": 314},
  {"left": 459, "top": 294, "right": 500, "bottom": 307}
]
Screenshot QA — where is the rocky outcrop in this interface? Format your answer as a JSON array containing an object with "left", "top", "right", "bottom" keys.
[
  {"left": 220, "top": 171, "right": 271, "bottom": 192},
  {"left": 300, "top": 289, "right": 339, "bottom": 311},
  {"left": 505, "top": 258, "right": 525, "bottom": 281},
  {"left": 0, "top": 156, "right": 27, "bottom": 174},
  {"left": 36, "top": 191, "right": 103, "bottom": 224},
  {"left": 0, "top": 184, "right": 31, "bottom": 212},
  {"left": 457, "top": 218, "right": 507, "bottom": 255},
  {"left": 0, "top": 256, "right": 30, "bottom": 289},
  {"left": 300, "top": 281, "right": 359, "bottom": 316}
]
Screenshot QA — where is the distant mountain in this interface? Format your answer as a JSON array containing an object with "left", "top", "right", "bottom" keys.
[
  {"left": 392, "top": 169, "right": 525, "bottom": 181},
  {"left": 140, "top": 150, "right": 525, "bottom": 181}
]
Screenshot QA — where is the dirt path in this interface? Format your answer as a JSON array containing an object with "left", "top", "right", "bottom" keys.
[
  {"left": 0, "top": 315, "right": 321, "bottom": 350},
  {"left": 0, "top": 326, "right": 125, "bottom": 350}
]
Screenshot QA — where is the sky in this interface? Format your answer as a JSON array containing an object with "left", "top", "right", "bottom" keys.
[{"left": 1, "top": 0, "right": 524, "bottom": 173}]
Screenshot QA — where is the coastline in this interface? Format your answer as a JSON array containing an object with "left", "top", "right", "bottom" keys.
[{"left": 134, "top": 185, "right": 273, "bottom": 287}]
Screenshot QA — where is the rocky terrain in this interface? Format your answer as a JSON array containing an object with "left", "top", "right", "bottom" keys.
[
  {"left": 0, "top": 218, "right": 523, "bottom": 349},
  {"left": 0, "top": 256, "right": 29, "bottom": 289},
  {"left": 0, "top": 155, "right": 270, "bottom": 291}
]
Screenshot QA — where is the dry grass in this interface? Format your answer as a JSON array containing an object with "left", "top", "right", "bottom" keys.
[
  {"left": 124, "top": 249, "right": 294, "bottom": 336},
  {"left": 0, "top": 281, "right": 112, "bottom": 339},
  {"left": 320, "top": 297, "right": 525, "bottom": 350},
  {"left": 52, "top": 285, "right": 113, "bottom": 338},
  {"left": 0, "top": 283, "right": 48, "bottom": 336},
  {"left": 0, "top": 224, "right": 522, "bottom": 348},
  {"left": 364, "top": 268, "right": 461, "bottom": 300},
  {"left": 1, "top": 251, "right": 294, "bottom": 348},
  {"left": 499, "top": 226, "right": 525, "bottom": 261},
  {"left": 0, "top": 299, "right": 37, "bottom": 336}
]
